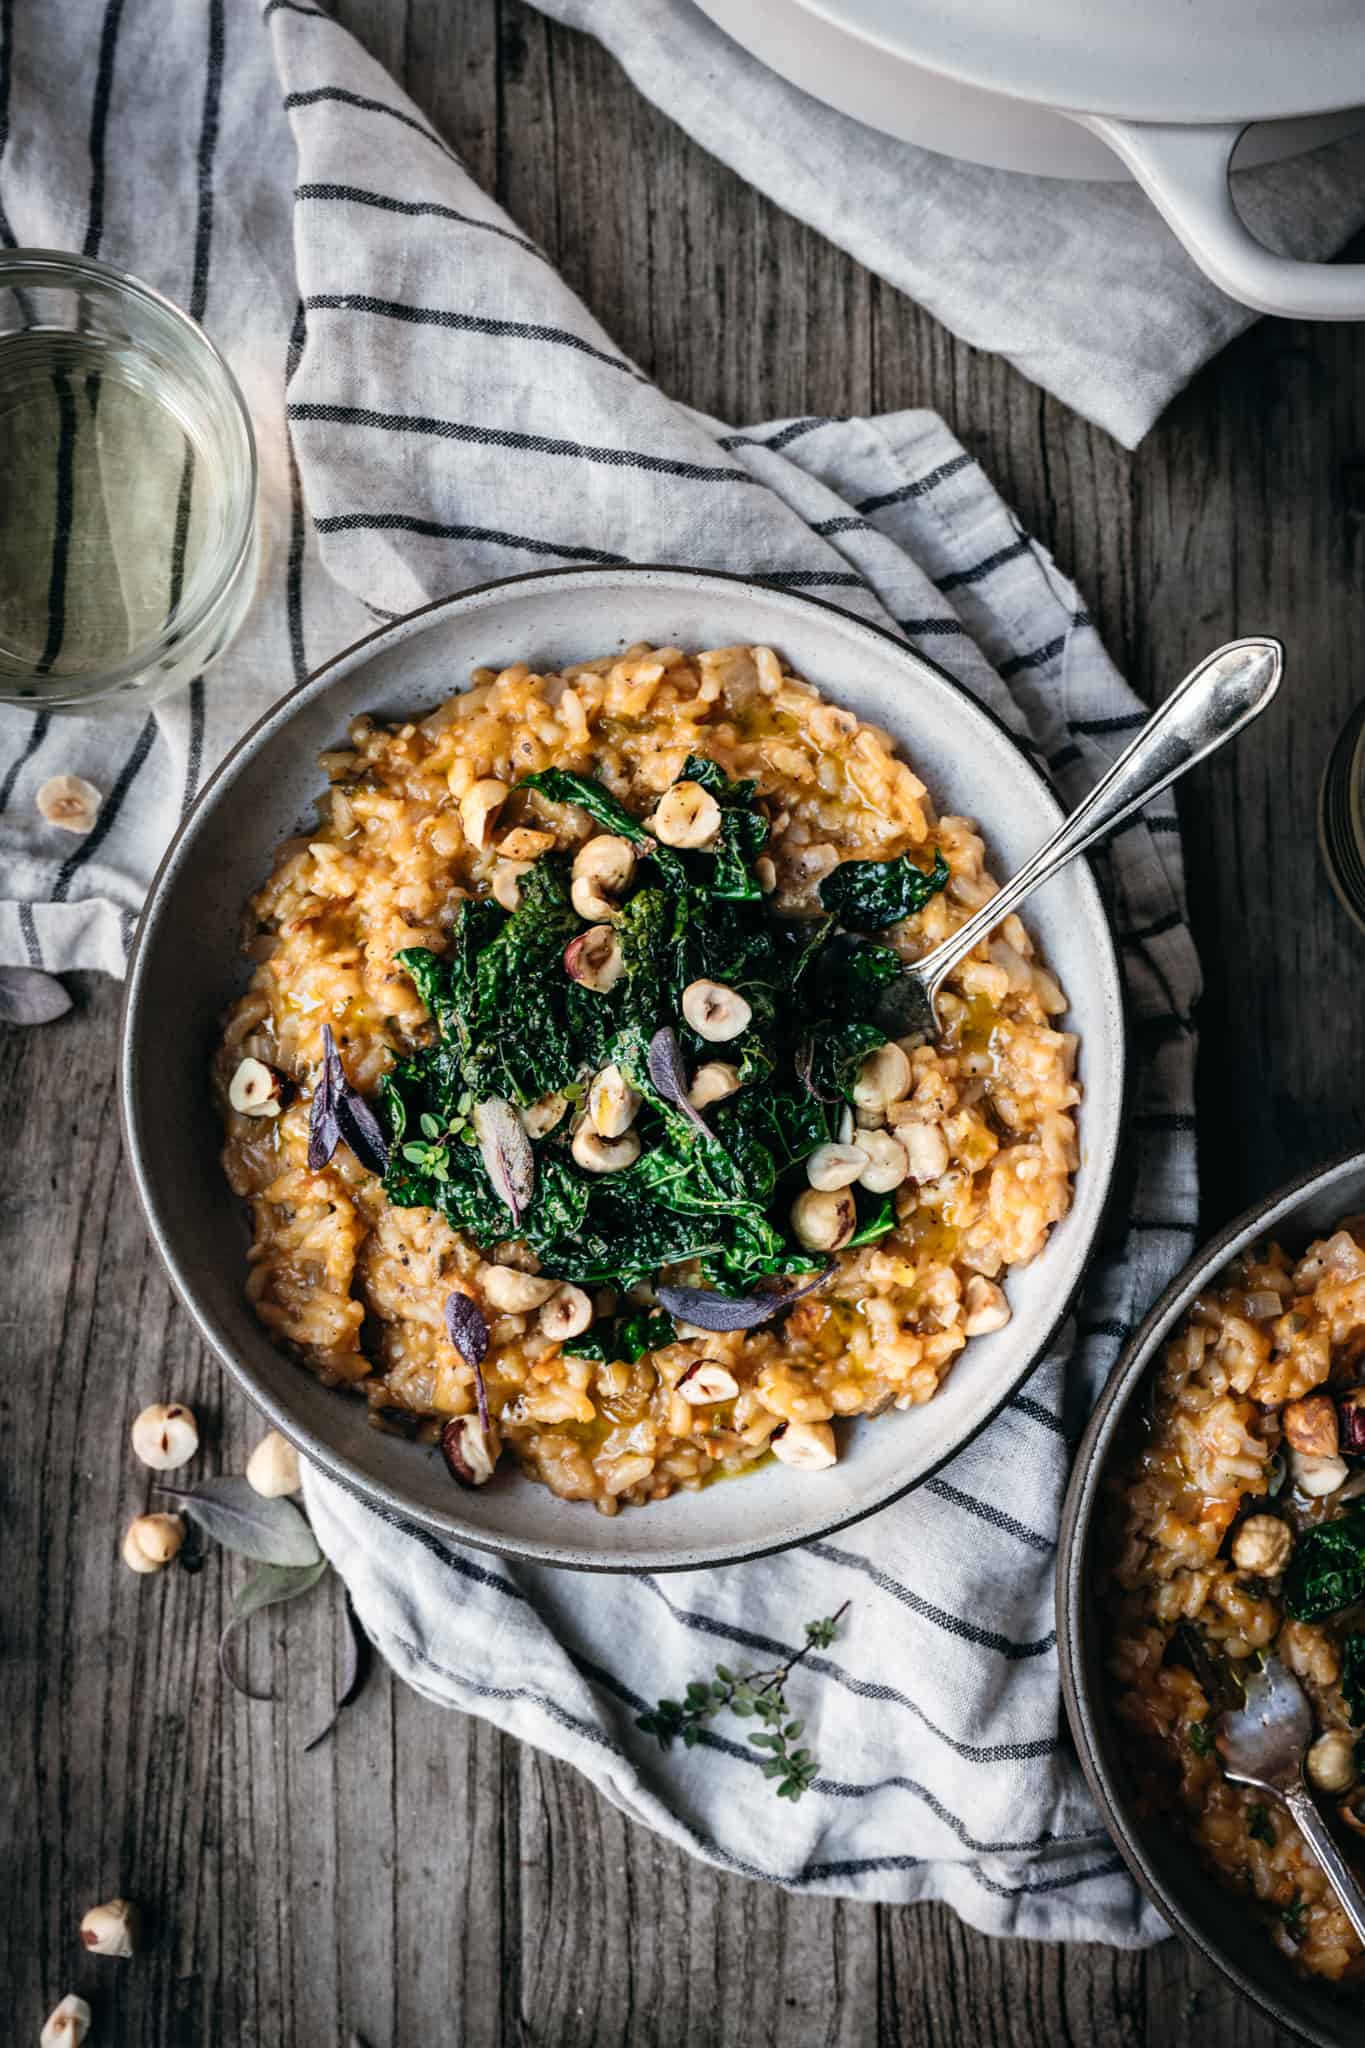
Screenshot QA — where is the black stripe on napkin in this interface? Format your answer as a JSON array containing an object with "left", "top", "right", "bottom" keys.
[{"left": 288, "top": 400, "right": 766, "bottom": 485}]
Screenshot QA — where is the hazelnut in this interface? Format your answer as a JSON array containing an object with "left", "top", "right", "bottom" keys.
[
  {"left": 538, "top": 1285, "right": 594, "bottom": 1341},
  {"left": 588, "top": 1063, "right": 641, "bottom": 1139},
  {"left": 755, "top": 854, "right": 777, "bottom": 893},
  {"left": 80, "top": 1896, "right": 142, "bottom": 1958},
  {"left": 563, "top": 924, "right": 625, "bottom": 993},
  {"left": 441, "top": 1414, "right": 501, "bottom": 1488},
  {"left": 791, "top": 1186, "right": 856, "bottom": 1252},
  {"left": 853, "top": 1042, "right": 912, "bottom": 1110},
  {"left": 857, "top": 1129, "right": 909, "bottom": 1194},
  {"left": 245, "top": 1429, "right": 302, "bottom": 1498},
  {"left": 677, "top": 1360, "right": 740, "bottom": 1405},
  {"left": 480, "top": 1263, "right": 559, "bottom": 1313},
  {"left": 1307, "top": 1729, "right": 1357, "bottom": 1795},
  {"left": 1283, "top": 1393, "right": 1340, "bottom": 1459},
  {"left": 497, "top": 825, "right": 556, "bottom": 860},
  {"left": 459, "top": 777, "right": 510, "bottom": 850},
  {"left": 491, "top": 858, "right": 533, "bottom": 912},
  {"left": 520, "top": 1090, "right": 568, "bottom": 1138},
  {"left": 571, "top": 833, "right": 637, "bottom": 920},
  {"left": 649, "top": 780, "right": 722, "bottom": 849},
  {"left": 1292, "top": 1450, "right": 1349, "bottom": 1499},
  {"left": 902, "top": 1122, "right": 950, "bottom": 1184},
  {"left": 805, "top": 1142, "right": 867, "bottom": 1192},
  {"left": 771, "top": 1420, "right": 838, "bottom": 1471},
  {"left": 130, "top": 1401, "right": 199, "bottom": 1471},
  {"left": 40, "top": 1996, "right": 91, "bottom": 2047},
  {"left": 688, "top": 1061, "right": 741, "bottom": 1110},
  {"left": 681, "top": 979, "right": 752, "bottom": 1042},
  {"left": 228, "top": 1056, "right": 284, "bottom": 1118},
  {"left": 37, "top": 774, "right": 101, "bottom": 835},
  {"left": 122, "top": 1512, "right": 185, "bottom": 1574},
  {"left": 571, "top": 1122, "right": 640, "bottom": 1173},
  {"left": 962, "top": 1276, "right": 1011, "bottom": 1336},
  {"left": 1230, "top": 1513, "right": 1293, "bottom": 1576}
]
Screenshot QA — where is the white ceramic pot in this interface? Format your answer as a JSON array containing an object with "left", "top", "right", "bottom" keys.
[{"left": 696, "top": 0, "right": 1365, "bottom": 319}]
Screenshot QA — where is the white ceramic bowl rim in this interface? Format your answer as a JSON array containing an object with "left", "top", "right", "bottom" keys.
[{"left": 120, "top": 565, "right": 1126, "bottom": 1571}]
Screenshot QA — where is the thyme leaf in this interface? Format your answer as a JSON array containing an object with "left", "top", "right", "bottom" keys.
[{"left": 636, "top": 1601, "right": 849, "bottom": 1801}]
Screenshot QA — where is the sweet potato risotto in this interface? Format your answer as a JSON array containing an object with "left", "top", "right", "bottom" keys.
[
  {"left": 1101, "top": 1224, "right": 1365, "bottom": 1986},
  {"left": 215, "top": 642, "right": 1079, "bottom": 1513}
]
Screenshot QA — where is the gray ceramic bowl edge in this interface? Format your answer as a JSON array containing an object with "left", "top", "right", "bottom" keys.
[
  {"left": 1058, "top": 1145, "right": 1365, "bottom": 2048},
  {"left": 120, "top": 565, "right": 1126, "bottom": 1571}
]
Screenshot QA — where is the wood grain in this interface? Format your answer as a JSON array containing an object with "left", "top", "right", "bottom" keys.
[{"left": 4, "top": 0, "right": 1358, "bottom": 2039}]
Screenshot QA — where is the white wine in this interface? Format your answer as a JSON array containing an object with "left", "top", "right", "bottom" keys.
[
  {"left": 0, "top": 254, "right": 256, "bottom": 713},
  {"left": 0, "top": 332, "right": 213, "bottom": 689}
]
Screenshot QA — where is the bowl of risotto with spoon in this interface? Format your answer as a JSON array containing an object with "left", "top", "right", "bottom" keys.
[{"left": 121, "top": 566, "right": 1126, "bottom": 1569}]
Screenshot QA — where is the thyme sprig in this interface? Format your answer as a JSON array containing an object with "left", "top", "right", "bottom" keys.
[{"left": 636, "top": 1602, "right": 850, "bottom": 1802}]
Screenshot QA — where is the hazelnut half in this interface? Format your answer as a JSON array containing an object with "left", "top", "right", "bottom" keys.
[
  {"left": 770, "top": 1420, "right": 838, "bottom": 1471},
  {"left": 676, "top": 1360, "right": 740, "bottom": 1405},
  {"left": 80, "top": 1896, "right": 142, "bottom": 1958},
  {"left": 441, "top": 1414, "right": 501, "bottom": 1488},
  {"left": 37, "top": 774, "right": 101, "bottom": 835},
  {"left": 537, "top": 1285, "right": 594, "bottom": 1341},
  {"left": 564, "top": 925, "right": 625, "bottom": 993},
  {"left": 40, "top": 1996, "right": 91, "bottom": 2047},
  {"left": 1283, "top": 1393, "right": 1340, "bottom": 1460},
  {"left": 571, "top": 833, "right": 637, "bottom": 920},
  {"left": 681, "top": 979, "right": 751, "bottom": 1043},
  {"left": 649, "top": 780, "right": 722, "bottom": 849},
  {"left": 228, "top": 1056, "right": 285, "bottom": 1118},
  {"left": 130, "top": 1402, "right": 199, "bottom": 1471}
]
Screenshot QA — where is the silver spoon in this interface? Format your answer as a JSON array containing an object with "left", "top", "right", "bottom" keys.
[
  {"left": 874, "top": 636, "right": 1284, "bottom": 1039},
  {"left": 1217, "top": 1652, "right": 1365, "bottom": 1945}
]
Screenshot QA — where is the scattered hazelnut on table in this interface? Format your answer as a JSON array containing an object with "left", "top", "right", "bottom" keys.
[
  {"left": 1230, "top": 1513, "right": 1293, "bottom": 1576},
  {"left": 130, "top": 1402, "right": 199, "bottom": 1471},
  {"left": 36, "top": 774, "right": 101, "bottom": 835},
  {"left": 245, "top": 1429, "right": 302, "bottom": 1499},
  {"left": 40, "top": 1995, "right": 91, "bottom": 2046},
  {"left": 80, "top": 1896, "right": 142, "bottom": 1958},
  {"left": 121, "top": 1512, "right": 185, "bottom": 1574}
]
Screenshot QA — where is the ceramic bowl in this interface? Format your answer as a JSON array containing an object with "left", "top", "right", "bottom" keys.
[
  {"left": 1058, "top": 1147, "right": 1365, "bottom": 2048},
  {"left": 121, "top": 566, "right": 1125, "bottom": 1571}
]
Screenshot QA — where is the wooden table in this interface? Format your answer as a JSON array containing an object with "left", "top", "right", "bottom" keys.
[{"left": 5, "top": 3, "right": 1362, "bottom": 2041}]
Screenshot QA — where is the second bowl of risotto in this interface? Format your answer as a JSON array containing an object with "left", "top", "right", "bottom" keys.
[{"left": 122, "top": 567, "right": 1125, "bottom": 1569}]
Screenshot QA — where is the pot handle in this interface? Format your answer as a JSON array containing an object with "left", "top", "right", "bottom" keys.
[{"left": 1080, "top": 116, "right": 1365, "bottom": 321}]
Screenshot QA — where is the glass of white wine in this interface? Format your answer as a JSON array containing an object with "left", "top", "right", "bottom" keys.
[{"left": 0, "top": 249, "right": 258, "bottom": 713}]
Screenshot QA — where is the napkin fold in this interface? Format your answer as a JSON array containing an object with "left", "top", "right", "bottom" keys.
[
  {"left": 545, "top": 0, "right": 1365, "bottom": 448},
  {"left": 0, "top": 0, "right": 1205, "bottom": 1942}
]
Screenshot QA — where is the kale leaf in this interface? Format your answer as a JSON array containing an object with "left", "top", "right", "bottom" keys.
[
  {"left": 519, "top": 767, "right": 651, "bottom": 844},
  {"left": 1342, "top": 1632, "right": 1365, "bottom": 1732},
  {"left": 564, "top": 1308, "right": 676, "bottom": 1364},
  {"left": 1283, "top": 1505, "right": 1365, "bottom": 1622},
  {"left": 819, "top": 848, "right": 950, "bottom": 931}
]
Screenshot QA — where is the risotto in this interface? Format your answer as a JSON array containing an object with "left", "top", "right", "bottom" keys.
[
  {"left": 214, "top": 641, "right": 1079, "bottom": 1514},
  {"left": 1101, "top": 1222, "right": 1365, "bottom": 1987}
]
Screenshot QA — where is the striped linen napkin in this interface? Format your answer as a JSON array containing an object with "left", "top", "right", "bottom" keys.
[{"left": 0, "top": 0, "right": 1203, "bottom": 1942}]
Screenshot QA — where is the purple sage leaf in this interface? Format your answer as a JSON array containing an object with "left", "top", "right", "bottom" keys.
[
  {"left": 647, "top": 1025, "right": 712, "bottom": 1139},
  {"left": 473, "top": 1096, "right": 535, "bottom": 1224},
  {"left": 445, "top": 1290, "right": 491, "bottom": 1430},
  {"left": 657, "top": 1263, "right": 834, "bottom": 1333},
  {"left": 304, "top": 1589, "right": 371, "bottom": 1754},
  {"left": 0, "top": 966, "right": 72, "bottom": 1026},
  {"left": 794, "top": 1036, "right": 833, "bottom": 1102},
  {"left": 308, "top": 1025, "right": 344, "bottom": 1170},
  {"left": 309, "top": 1024, "right": 389, "bottom": 1176}
]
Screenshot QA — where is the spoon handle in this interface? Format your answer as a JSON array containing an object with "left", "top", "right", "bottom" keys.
[
  {"left": 917, "top": 636, "right": 1283, "bottom": 1002},
  {"left": 1280, "top": 1779, "right": 1365, "bottom": 1947}
]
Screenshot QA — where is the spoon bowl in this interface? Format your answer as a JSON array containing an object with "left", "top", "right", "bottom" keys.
[{"left": 876, "top": 636, "right": 1284, "bottom": 1040}]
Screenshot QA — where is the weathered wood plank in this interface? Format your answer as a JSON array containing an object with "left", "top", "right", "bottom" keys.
[{"left": 6, "top": 0, "right": 1365, "bottom": 2043}]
